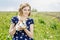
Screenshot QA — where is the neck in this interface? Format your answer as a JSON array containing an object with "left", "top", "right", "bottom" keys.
[
  {"left": 18, "top": 15, "right": 28, "bottom": 21},
  {"left": 22, "top": 16, "right": 28, "bottom": 20}
]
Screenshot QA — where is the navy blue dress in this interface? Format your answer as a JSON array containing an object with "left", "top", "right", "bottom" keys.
[{"left": 11, "top": 16, "right": 34, "bottom": 40}]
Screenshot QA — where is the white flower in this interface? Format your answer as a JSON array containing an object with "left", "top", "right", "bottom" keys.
[
  {"left": 20, "top": 36, "right": 23, "bottom": 39},
  {"left": 16, "top": 36, "right": 18, "bottom": 38},
  {"left": 19, "top": 22, "right": 24, "bottom": 27},
  {"left": 15, "top": 21, "right": 17, "bottom": 23},
  {"left": 22, "top": 33, "right": 24, "bottom": 35},
  {"left": 28, "top": 22, "right": 30, "bottom": 24},
  {"left": 25, "top": 38, "right": 27, "bottom": 40},
  {"left": 25, "top": 35, "right": 27, "bottom": 37},
  {"left": 13, "top": 18, "right": 15, "bottom": 20}
]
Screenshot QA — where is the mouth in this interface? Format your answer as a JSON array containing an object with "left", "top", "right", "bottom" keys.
[{"left": 25, "top": 15, "right": 28, "bottom": 16}]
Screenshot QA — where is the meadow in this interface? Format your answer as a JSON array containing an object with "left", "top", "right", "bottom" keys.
[{"left": 0, "top": 12, "right": 60, "bottom": 40}]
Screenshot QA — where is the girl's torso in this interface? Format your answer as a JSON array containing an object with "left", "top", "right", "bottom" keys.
[{"left": 11, "top": 16, "right": 34, "bottom": 40}]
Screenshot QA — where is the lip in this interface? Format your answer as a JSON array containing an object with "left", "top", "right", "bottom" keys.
[{"left": 24, "top": 14, "right": 28, "bottom": 17}]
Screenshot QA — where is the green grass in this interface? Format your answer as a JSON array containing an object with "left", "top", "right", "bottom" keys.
[{"left": 0, "top": 12, "right": 60, "bottom": 40}]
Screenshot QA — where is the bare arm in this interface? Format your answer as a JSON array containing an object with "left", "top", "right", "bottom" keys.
[
  {"left": 9, "top": 22, "right": 23, "bottom": 36},
  {"left": 24, "top": 24, "right": 34, "bottom": 38},
  {"left": 9, "top": 23, "right": 16, "bottom": 36}
]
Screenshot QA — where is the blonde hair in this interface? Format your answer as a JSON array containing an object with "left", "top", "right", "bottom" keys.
[{"left": 18, "top": 3, "right": 31, "bottom": 16}]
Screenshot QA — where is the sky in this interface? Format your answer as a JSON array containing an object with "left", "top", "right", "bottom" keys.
[{"left": 0, "top": 0, "right": 60, "bottom": 12}]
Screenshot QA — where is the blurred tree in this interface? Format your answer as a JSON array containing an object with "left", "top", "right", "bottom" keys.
[{"left": 31, "top": 8, "right": 37, "bottom": 12}]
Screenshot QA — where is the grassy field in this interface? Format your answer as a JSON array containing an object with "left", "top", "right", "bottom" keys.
[{"left": 0, "top": 12, "right": 60, "bottom": 40}]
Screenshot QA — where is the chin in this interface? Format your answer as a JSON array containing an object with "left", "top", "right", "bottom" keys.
[{"left": 24, "top": 15, "right": 28, "bottom": 17}]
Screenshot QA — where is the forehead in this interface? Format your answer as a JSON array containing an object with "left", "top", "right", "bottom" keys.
[{"left": 23, "top": 6, "right": 30, "bottom": 9}]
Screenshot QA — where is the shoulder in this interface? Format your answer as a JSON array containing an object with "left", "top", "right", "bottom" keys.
[
  {"left": 27, "top": 18, "right": 34, "bottom": 24},
  {"left": 11, "top": 16, "right": 18, "bottom": 21},
  {"left": 11, "top": 16, "right": 18, "bottom": 24},
  {"left": 28, "top": 18, "right": 34, "bottom": 21},
  {"left": 11, "top": 16, "right": 17, "bottom": 19}
]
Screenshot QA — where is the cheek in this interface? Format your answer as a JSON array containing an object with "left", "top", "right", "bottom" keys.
[{"left": 23, "top": 10, "right": 26, "bottom": 13}]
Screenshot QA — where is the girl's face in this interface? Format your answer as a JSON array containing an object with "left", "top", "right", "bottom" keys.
[{"left": 22, "top": 6, "right": 31, "bottom": 17}]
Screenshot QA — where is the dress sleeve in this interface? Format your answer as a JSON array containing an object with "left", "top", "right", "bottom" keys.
[
  {"left": 11, "top": 16, "right": 16, "bottom": 24},
  {"left": 30, "top": 19, "right": 34, "bottom": 24}
]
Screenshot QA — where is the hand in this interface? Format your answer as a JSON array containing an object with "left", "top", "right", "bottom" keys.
[
  {"left": 15, "top": 22, "right": 23, "bottom": 31},
  {"left": 18, "top": 20, "right": 27, "bottom": 29},
  {"left": 21, "top": 25, "right": 26, "bottom": 29},
  {"left": 16, "top": 20, "right": 27, "bottom": 31}
]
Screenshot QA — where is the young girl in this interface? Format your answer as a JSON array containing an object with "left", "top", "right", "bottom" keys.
[{"left": 9, "top": 3, "right": 34, "bottom": 40}]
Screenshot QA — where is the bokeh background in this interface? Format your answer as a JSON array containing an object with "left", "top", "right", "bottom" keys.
[{"left": 0, "top": 0, "right": 60, "bottom": 40}]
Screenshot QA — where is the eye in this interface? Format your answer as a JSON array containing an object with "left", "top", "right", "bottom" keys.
[
  {"left": 23, "top": 9, "right": 31, "bottom": 11},
  {"left": 28, "top": 9, "right": 31, "bottom": 11},
  {"left": 24, "top": 9, "right": 27, "bottom": 11}
]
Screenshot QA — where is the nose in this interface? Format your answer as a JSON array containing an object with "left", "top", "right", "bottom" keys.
[{"left": 26, "top": 10, "right": 29, "bottom": 13}]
